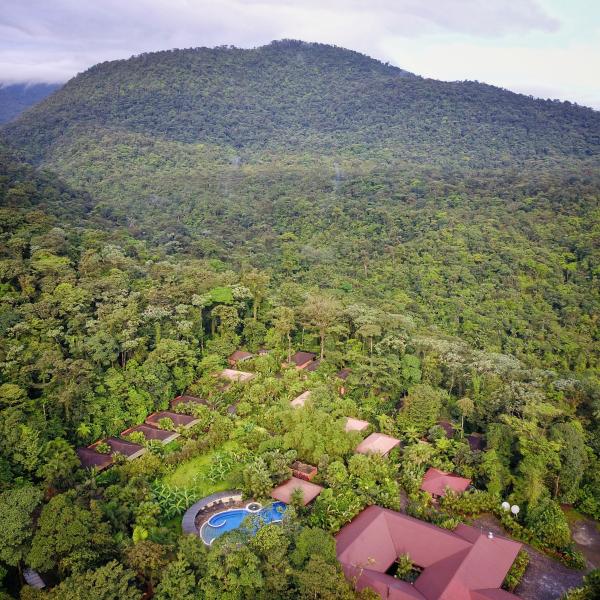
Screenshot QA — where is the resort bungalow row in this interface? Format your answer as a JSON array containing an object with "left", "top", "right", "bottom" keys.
[{"left": 77, "top": 395, "right": 205, "bottom": 470}]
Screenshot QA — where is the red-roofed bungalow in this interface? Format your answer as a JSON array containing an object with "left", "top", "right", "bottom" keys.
[
  {"left": 420, "top": 467, "right": 471, "bottom": 499},
  {"left": 291, "top": 390, "right": 311, "bottom": 408},
  {"left": 271, "top": 476, "right": 324, "bottom": 506},
  {"left": 355, "top": 432, "right": 400, "bottom": 457},
  {"left": 345, "top": 417, "right": 370, "bottom": 433},
  {"left": 288, "top": 351, "right": 317, "bottom": 370},
  {"left": 291, "top": 461, "right": 318, "bottom": 481}
]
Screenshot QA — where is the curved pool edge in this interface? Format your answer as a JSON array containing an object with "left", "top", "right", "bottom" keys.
[
  {"left": 181, "top": 490, "right": 243, "bottom": 535},
  {"left": 199, "top": 501, "right": 287, "bottom": 546}
]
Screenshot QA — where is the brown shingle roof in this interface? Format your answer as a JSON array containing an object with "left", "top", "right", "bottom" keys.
[
  {"left": 121, "top": 423, "right": 179, "bottom": 444},
  {"left": 90, "top": 437, "right": 146, "bottom": 459},
  {"left": 337, "top": 368, "right": 352, "bottom": 380},
  {"left": 270, "top": 476, "right": 323, "bottom": 506},
  {"left": 467, "top": 433, "right": 485, "bottom": 451},
  {"left": 304, "top": 358, "right": 321, "bottom": 372},
  {"left": 228, "top": 350, "right": 254, "bottom": 364},
  {"left": 145, "top": 411, "right": 199, "bottom": 429},
  {"left": 76, "top": 447, "right": 113, "bottom": 471},
  {"left": 336, "top": 505, "right": 521, "bottom": 600},
  {"left": 290, "top": 351, "right": 317, "bottom": 367},
  {"left": 438, "top": 420, "right": 456, "bottom": 438}
]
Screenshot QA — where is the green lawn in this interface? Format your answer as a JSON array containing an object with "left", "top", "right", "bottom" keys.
[{"left": 165, "top": 441, "right": 240, "bottom": 497}]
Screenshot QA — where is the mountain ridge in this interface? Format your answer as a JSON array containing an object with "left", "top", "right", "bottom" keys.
[{"left": 3, "top": 40, "right": 599, "bottom": 165}]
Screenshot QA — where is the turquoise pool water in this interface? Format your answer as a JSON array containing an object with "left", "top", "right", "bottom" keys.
[{"left": 200, "top": 501, "right": 287, "bottom": 545}]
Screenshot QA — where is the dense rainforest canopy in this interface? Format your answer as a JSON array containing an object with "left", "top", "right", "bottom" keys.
[{"left": 0, "top": 40, "right": 599, "bottom": 599}]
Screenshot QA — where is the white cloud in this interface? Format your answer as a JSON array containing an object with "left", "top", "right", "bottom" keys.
[
  {"left": 379, "top": 39, "right": 600, "bottom": 108},
  {"left": 0, "top": 0, "right": 598, "bottom": 108}
]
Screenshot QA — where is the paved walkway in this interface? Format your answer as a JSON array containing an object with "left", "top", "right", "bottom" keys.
[
  {"left": 570, "top": 516, "right": 600, "bottom": 570},
  {"left": 472, "top": 514, "right": 585, "bottom": 600}
]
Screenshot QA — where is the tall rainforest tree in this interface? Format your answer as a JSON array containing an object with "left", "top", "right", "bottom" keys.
[
  {"left": 302, "top": 293, "right": 342, "bottom": 359},
  {"left": 271, "top": 306, "right": 296, "bottom": 363},
  {"left": 242, "top": 269, "right": 270, "bottom": 321}
]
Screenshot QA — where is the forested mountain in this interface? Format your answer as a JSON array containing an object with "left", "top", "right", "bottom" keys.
[
  {"left": 0, "top": 84, "right": 61, "bottom": 124},
  {"left": 2, "top": 41, "right": 599, "bottom": 371},
  {"left": 1, "top": 40, "right": 599, "bottom": 599},
  {"left": 3, "top": 40, "right": 599, "bottom": 162}
]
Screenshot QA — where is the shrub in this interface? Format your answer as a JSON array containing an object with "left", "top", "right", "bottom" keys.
[
  {"left": 503, "top": 549, "right": 529, "bottom": 592},
  {"left": 151, "top": 482, "right": 199, "bottom": 519},
  {"left": 395, "top": 553, "right": 418, "bottom": 583},
  {"left": 559, "top": 547, "right": 587, "bottom": 571},
  {"left": 525, "top": 496, "right": 571, "bottom": 549},
  {"left": 438, "top": 490, "right": 497, "bottom": 516},
  {"left": 158, "top": 417, "right": 175, "bottom": 430},
  {"left": 562, "top": 569, "right": 600, "bottom": 599},
  {"left": 125, "top": 431, "right": 146, "bottom": 446},
  {"left": 95, "top": 441, "right": 111, "bottom": 454}
]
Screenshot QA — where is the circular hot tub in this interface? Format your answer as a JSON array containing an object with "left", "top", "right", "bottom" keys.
[{"left": 246, "top": 501, "right": 262, "bottom": 513}]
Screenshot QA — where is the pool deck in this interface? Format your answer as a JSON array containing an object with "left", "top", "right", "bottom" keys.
[
  {"left": 195, "top": 498, "right": 248, "bottom": 534},
  {"left": 182, "top": 490, "right": 243, "bottom": 535}
]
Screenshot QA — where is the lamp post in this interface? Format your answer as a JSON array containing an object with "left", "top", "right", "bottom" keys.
[{"left": 501, "top": 500, "right": 520, "bottom": 518}]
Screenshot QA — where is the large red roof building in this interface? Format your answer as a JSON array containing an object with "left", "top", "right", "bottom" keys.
[{"left": 336, "top": 505, "right": 522, "bottom": 600}]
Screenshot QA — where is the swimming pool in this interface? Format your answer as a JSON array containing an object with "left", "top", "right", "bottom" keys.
[{"left": 199, "top": 501, "right": 287, "bottom": 545}]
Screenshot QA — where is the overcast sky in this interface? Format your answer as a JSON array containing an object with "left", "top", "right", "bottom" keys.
[{"left": 1, "top": 0, "right": 599, "bottom": 109}]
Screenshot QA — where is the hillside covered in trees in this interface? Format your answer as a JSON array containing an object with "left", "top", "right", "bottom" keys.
[{"left": 0, "top": 40, "right": 599, "bottom": 599}]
